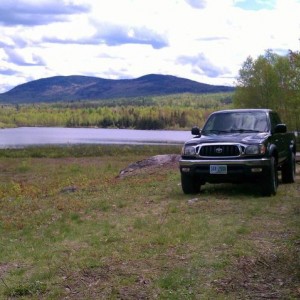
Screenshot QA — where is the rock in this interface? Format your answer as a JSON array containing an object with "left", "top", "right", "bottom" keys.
[
  {"left": 118, "top": 154, "right": 180, "bottom": 178},
  {"left": 60, "top": 186, "right": 78, "bottom": 193},
  {"left": 188, "top": 198, "right": 199, "bottom": 205}
]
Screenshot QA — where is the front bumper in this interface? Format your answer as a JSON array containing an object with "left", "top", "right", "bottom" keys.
[{"left": 179, "top": 157, "right": 271, "bottom": 183}]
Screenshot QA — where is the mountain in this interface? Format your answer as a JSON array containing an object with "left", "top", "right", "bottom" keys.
[{"left": 0, "top": 74, "right": 235, "bottom": 103}]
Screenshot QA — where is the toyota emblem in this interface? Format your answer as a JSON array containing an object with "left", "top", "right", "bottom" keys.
[{"left": 215, "top": 147, "right": 223, "bottom": 154}]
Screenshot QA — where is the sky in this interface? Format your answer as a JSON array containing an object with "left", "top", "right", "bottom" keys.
[{"left": 0, "top": 0, "right": 300, "bottom": 93}]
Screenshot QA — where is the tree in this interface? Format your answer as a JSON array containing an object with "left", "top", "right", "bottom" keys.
[{"left": 234, "top": 50, "right": 300, "bottom": 131}]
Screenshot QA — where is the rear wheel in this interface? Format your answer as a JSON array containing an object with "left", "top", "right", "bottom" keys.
[
  {"left": 282, "top": 152, "right": 296, "bottom": 183},
  {"left": 181, "top": 173, "right": 201, "bottom": 194},
  {"left": 261, "top": 156, "right": 278, "bottom": 197}
]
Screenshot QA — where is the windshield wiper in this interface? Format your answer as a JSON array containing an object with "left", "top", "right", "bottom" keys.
[
  {"left": 230, "top": 129, "right": 260, "bottom": 133},
  {"left": 203, "top": 130, "right": 231, "bottom": 134}
]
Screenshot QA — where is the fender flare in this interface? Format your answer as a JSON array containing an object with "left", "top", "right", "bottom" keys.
[{"left": 268, "top": 143, "right": 278, "bottom": 162}]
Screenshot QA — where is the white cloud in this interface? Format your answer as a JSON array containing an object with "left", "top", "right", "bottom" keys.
[
  {"left": 0, "top": 0, "right": 90, "bottom": 26},
  {"left": 43, "top": 22, "right": 168, "bottom": 49},
  {"left": 177, "top": 54, "right": 228, "bottom": 78},
  {"left": 0, "top": 0, "right": 299, "bottom": 93},
  {"left": 4, "top": 48, "right": 45, "bottom": 66},
  {"left": 185, "top": 0, "right": 207, "bottom": 9}
]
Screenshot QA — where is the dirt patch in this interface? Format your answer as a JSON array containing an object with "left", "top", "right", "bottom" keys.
[
  {"left": 59, "top": 260, "right": 159, "bottom": 299},
  {"left": 0, "top": 263, "right": 12, "bottom": 278},
  {"left": 0, "top": 263, "right": 23, "bottom": 290}
]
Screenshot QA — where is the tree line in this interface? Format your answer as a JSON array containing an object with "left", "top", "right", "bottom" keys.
[
  {"left": 234, "top": 49, "right": 300, "bottom": 132},
  {"left": 0, "top": 93, "right": 231, "bottom": 130}
]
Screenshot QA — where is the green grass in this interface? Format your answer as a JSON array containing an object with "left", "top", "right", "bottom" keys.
[{"left": 0, "top": 145, "right": 299, "bottom": 299}]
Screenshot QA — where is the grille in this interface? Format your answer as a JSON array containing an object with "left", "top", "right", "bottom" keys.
[{"left": 200, "top": 145, "right": 240, "bottom": 157}]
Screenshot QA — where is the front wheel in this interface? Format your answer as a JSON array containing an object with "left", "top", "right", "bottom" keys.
[
  {"left": 281, "top": 152, "right": 296, "bottom": 183},
  {"left": 181, "top": 173, "right": 201, "bottom": 194},
  {"left": 261, "top": 156, "right": 278, "bottom": 197}
]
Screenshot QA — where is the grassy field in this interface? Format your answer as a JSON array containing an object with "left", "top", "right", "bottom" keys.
[{"left": 0, "top": 145, "right": 299, "bottom": 299}]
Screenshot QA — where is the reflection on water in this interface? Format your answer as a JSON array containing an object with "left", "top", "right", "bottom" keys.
[{"left": 0, "top": 127, "right": 192, "bottom": 148}]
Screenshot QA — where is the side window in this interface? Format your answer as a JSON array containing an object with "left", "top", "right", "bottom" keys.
[{"left": 270, "top": 112, "right": 281, "bottom": 133}]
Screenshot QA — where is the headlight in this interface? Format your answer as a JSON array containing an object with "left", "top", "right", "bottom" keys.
[
  {"left": 183, "top": 146, "right": 197, "bottom": 156},
  {"left": 245, "top": 144, "right": 266, "bottom": 155}
]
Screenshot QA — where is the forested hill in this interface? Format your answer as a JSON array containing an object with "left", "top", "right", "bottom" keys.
[{"left": 0, "top": 74, "right": 234, "bottom": 104}]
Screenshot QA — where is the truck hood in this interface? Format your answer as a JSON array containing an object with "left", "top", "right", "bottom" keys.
[{"left": 185, "top": 132, "right": 270, "bottom": 146}]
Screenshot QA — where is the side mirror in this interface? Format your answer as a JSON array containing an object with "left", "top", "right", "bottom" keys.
[
  {"left": 275, "top": 124, "right": 287, "bottom": 134},
  {"left": 191, "top": 126, "right": 201, "bottom": 136}
]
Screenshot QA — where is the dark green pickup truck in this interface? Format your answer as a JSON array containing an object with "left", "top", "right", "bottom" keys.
[{"left": 179, "top": 109, "right": 296, "bottom": 196}]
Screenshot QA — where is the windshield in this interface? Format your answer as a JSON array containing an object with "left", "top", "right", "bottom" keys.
[{"left": 202, "top": 111, "right": 268, "bottom": 133}]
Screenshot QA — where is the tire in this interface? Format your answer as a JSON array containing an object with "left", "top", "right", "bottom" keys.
[
  {"left": 261, "top": 156, "right": 278, "bottom": 197},
  {"left": 181, "top": 173, "right": 201, "bottom": 194},
  {"left": 281, "top": 152, "right": 296, "bottom": 183}
]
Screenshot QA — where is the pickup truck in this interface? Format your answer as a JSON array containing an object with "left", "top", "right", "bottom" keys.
[{"left": 179, "top": 109, "right": 296, "bottom": 196}]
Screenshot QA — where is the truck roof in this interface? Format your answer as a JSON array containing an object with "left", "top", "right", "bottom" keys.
[{"left": 212, "top": 108, "right": 272, "bottom": 114}]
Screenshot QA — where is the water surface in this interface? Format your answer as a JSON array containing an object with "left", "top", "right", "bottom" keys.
[{"left": 0, "top": 127, "right": 192, "bottom": 148}]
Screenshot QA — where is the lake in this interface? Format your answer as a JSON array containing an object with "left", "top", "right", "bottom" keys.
[{"left": 0, "top": 127, "right": 192, "bottom": 148}]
